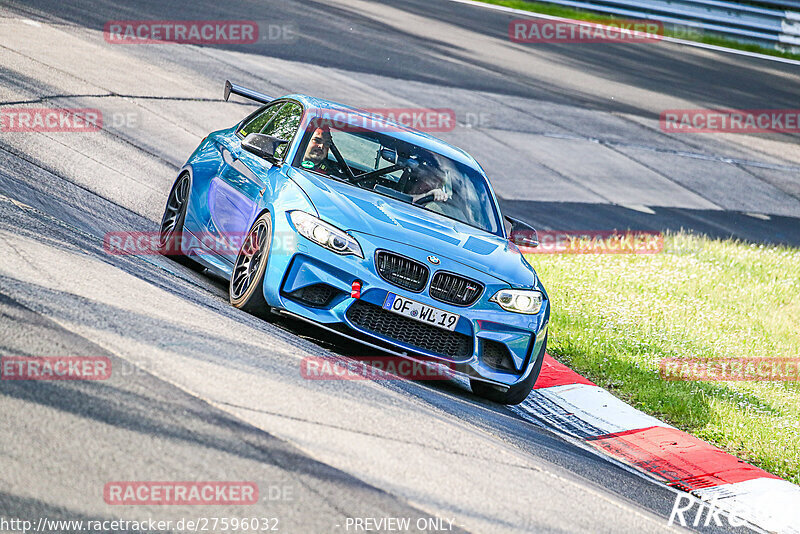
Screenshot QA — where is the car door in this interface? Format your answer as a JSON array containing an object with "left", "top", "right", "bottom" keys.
[{"left": 207, "top": 101, "right": 303, "bottom": 261}]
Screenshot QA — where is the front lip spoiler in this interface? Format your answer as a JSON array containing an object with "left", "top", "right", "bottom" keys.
[{"left": 271, "top": 307, "right": 511, "bottom": 391}]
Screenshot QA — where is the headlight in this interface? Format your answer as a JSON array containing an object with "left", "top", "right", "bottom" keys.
[
  {"left": 289, "top": 211, "right": 363, "bottom": 258},
  {"left": 490, "top": 289, "right": 543, "bottom": 314}
]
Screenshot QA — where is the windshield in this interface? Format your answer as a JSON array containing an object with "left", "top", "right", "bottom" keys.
[{"left": 291, "top": 118, "right": 501, "bottom": 235}]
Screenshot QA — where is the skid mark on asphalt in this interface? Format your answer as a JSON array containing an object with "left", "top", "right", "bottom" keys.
[
  {"left": 0, "top": 93, "right": 256, "bottom": 106},
  {"left": 0, "top": 293, "right": 468, "bottom": 533}
]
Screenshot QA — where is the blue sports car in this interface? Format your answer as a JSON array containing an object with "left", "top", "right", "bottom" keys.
[{"left": 158, "top": 81, "right": 549, "bottom": 404}]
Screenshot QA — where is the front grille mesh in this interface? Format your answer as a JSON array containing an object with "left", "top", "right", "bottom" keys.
[
  {"left": 375, "top": 251, "right": 429, "bottom": 292},
  {"left": 346, "top": 300, "right": 472, "bottom": 360},
  {"left": 429, "top": 272, "right": 483, "bottom": 306}
]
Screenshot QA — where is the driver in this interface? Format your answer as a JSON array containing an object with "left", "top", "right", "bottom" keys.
[
  {"left": 405, "top": 156, "right": 451, "bottom": 205},
  {"left": 300, "top": 126, "right": 337, "bottom": 174}
]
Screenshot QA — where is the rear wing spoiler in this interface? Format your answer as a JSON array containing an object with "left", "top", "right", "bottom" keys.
[{"left": 224, "top": 80, "right": 273, "bottom": 105}]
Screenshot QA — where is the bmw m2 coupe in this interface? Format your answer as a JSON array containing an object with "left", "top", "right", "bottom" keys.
[{"left": 158, "top": 81, "right": 549, "bottom": 404}]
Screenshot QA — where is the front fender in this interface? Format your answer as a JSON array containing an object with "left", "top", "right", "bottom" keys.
[{"left": 260, "top": 166, "right": 318, "bottom": 306}]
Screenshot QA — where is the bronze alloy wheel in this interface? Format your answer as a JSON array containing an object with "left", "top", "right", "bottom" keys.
[{"left": 229, "top": 212, "right": 272, "bottom": 315}]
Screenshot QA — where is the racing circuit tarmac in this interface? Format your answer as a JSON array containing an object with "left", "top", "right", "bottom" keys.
[{"left": 1, "top": 0, "right": 799, "bottom": 532}]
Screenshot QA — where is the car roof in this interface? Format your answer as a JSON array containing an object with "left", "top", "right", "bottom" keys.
[{"left": 280, "top": 94, "right": 481, "bottom": 170}]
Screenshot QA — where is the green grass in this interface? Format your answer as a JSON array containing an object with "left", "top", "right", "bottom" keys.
[
  {"left": 479, "top": 0, "right": 800, "bottom": 61},
  {"left": 525, "top": 232, "right": 800, "bottom": 484}
]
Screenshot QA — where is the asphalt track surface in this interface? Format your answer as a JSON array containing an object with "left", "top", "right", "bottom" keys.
[{"left": 0, "top": 0, "right": 798, "bottom": 532}]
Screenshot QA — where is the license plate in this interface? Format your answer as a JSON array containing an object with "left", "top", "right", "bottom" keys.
[{"left": 382, "top": 293, "right": 460, "bottom": 331}]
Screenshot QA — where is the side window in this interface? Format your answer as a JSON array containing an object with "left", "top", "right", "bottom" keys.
[
  {"left": 238, "top": 104, "right": 280, "bottom": 137},
  {"left": 260, "top": 102, "right": 303, "bottom": 160}
]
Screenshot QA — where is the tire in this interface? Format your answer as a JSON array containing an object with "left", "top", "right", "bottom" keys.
[
  {"left": 471, "top": 333, "right": 547, "bottom": 405},
  {"left": 229, "top": 212, "right": 272, "bottom": 316},
  {"left": 158, "top": 173, "right": 192, "bottom": 264}
]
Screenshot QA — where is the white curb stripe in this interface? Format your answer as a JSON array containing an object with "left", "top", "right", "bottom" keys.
[{"left": 517, "top": 383, "right": 673, "bottom": 437}]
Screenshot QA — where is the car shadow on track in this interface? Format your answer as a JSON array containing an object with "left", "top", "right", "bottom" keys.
[{"left": 197, "top": 265, "right": 489, "bottom": 404}]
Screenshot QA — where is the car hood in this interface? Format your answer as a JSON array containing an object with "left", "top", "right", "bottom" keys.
[{"left": 287, "top": 167, "right": 536, "bottom": 285}]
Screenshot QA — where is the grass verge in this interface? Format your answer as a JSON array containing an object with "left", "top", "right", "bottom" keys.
[
  {"left": 474, "top": 0, "right": 800, "bottom": 62},
  {"left": 525, "top": 232, "right": 800, "bottom": 484}
]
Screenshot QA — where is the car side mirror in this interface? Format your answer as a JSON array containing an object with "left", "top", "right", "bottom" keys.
[
  {"left": 505, "top": 216, "right": 539, "bottom": 248},
  {"left": 242, "top": 133, "right": 288, "bottom": 163}
]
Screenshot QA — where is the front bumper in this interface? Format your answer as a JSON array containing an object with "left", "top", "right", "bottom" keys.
[{"left": 262, "top": 212, "right": 549, "bottom": 388}]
